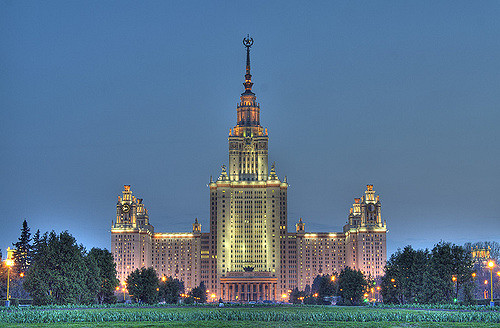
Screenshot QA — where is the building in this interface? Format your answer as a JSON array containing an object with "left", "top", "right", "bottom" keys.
[{"left": 111, "top": 37, "right": 387, "bottom": 301}]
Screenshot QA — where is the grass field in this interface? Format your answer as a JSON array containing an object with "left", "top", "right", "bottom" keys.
[
  {"left": 3, "top": 322, "right": 500, "bottom": 328},
  {"left": 0, "top": 305, "right": 499, "bottom": 328}
]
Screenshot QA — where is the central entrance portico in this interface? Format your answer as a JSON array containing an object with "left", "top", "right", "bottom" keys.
[{"left": 220, "top": 271, "right": 277, "bottom": 302}]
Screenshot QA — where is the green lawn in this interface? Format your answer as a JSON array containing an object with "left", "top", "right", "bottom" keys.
[
  {"left": 2, "top": 322, "right": 500, "bottom": 328},
  {"left": 0, "top": 306, "right": 499, "bottom": 328}
]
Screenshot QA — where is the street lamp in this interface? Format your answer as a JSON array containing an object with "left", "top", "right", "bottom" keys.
[
  {"left": 487, "top": 260, "right": 495, "bottom": 307},
  {"left": 452, "top": 275, "right": 458, "bottom": 302},
  {"left": 4, "top": 258, "right": 13, "bottom": 307},
  {"left": 120, "top": 281, "right": 127, "bottom": 302}
]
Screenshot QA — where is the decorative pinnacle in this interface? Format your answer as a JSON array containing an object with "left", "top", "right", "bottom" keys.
[
  {"left": 242, "top": 35, "right": 254, "bottom": 93},
  {"left": 243, "top": 34, "right": 254, "bottom": 49},
  {"left": 243, "top": 34, "right": 253, "bottom": 75}
]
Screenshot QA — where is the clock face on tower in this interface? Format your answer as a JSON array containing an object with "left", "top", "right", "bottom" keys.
[
  {"left": 122, "top": 204, "right": 130, "bottom": 213},
  {"left": 367, "top": 204, "right": 376, "bottom": 213}
]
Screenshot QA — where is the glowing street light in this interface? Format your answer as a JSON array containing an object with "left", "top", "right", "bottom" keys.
[
  {"left": 119, "top": 281, "right": 127, "bottom": 302},
  {"left": 487, "top": 260, "right": 495, "bottom": 307},
  {"left": 4, "top": 248, "right": 14, "bottom": 307},
  {"left": 5, "top": 258, "right": 13, "bottom": 306}
]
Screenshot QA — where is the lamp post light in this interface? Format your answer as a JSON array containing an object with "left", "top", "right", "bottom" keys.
[
  {"left": 452, "top": 275, "right": 458, "bottom": 302},
  {"left": 120, "top": 281, "right": 127, "bottom": 302},
  {"left": 487, "top": 260, "right": 495, "bottom": 307},
  {"left": 4, "top": 258, "right": 13, "bottom": 307},
  {"left": 471, "top": 272, "right": 477, "bottom": 299}
]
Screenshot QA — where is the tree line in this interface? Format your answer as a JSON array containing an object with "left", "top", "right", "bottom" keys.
[
  {"left": 4, "top": 220, "right": 495, "bottom": 306},
  {"left": 380, "top": 242, "right": 478, "bottom": 304},
  {"left": 4, "top": 220, "right": 120, "bottom": 305},
  {"left": 289, "top": 267, "right": 370, "bottom": 305},
  {"left": 125, "top": 266, "right": 208, "bottom": 304},
  {"left": 3, "top": 220, "right": 210, "bottom": 305}
]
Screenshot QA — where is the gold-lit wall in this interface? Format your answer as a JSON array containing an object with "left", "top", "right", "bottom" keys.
[{"left": 151, "top": 234, "right": 201, "bottom": 291}]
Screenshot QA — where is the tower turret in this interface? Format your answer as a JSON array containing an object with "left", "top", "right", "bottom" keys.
[
  {"left": 296, "top": 218, "right": 305, "bottom": 233},
  {"left": 193, "top": 218, "right": 201, "bottom": 233}
]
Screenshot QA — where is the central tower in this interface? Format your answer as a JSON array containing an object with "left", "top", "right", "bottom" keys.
[
  {"left": 208, "top": 36, "right": 288, "bottom": 299},
  {"left": 229, "top": 36, "right": 269, "bottom": 181}
]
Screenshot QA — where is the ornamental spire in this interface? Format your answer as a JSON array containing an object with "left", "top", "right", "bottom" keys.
[
  {"left": 233, "top": 35, "right": 263, "bottom": 136},
  {"left": 242, "top": 35, "right": 254, "bottom": 94}
]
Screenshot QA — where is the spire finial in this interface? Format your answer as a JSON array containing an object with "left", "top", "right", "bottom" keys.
[{"left": 242, "top": 35, "right": 254, "bottom": 94}]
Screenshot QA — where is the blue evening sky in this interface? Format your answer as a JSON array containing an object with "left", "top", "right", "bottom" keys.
[{"left": 1, "top": 1, "right": 499, "bottom": 258}]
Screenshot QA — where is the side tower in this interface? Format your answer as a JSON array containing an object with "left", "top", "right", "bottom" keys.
[
  {"left": 209, "top": 37, "right": 288, "bottom": 301},
  {"left": 111, "top": 185, "right": 154, "bottom": 283},
  {"left": 344, "top": 185, "right": 387, "bottom": 278}
]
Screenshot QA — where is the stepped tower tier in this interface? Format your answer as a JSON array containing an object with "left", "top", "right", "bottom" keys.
[{"left": 228, "top": 36, "right": 269, "bottom": 182}]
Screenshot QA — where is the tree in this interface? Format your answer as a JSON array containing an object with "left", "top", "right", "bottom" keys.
[
  {"left": 381, "top": 246, "right": 429, "bottom": 304},
  {"left": 289, "top": 287, "right": 306, "bottom": 304},
  {"left": 126, "top": 267, "right": 159, "bottom": 304},
  {"left": 159, "top": 276, "right": 184, "bottom": 304},
  {"left": 82, "top": 254, "right": 101, "bottom": 304},
  {"left": 304, "top": 284, "right": 311, "bottom": 296},
  {"left": 421, "top": 242, "right": 474, "bottom": 304},
  {"left": 190, "top": 282, "right": 207, "bottom": 303},
  {"left": 449, "top": 244, "right": 474, "bottom": 303},
  {"left": 31, "top": 230, "right": 42, "bottom": 256},
  {"left": 24, "top": 231, "right": 100, "bottom": 305},
  {"left": 338, "top": 267, "right": 367, "bottom": 305},
  {"left": 87, "top": 248, "right": 119, "bottom": 304},
  {"left": 12, "top": 220, "right": 32, "bottom": 274},
  {"left": 311, "top": 274, "right": 336, "bottom": 304}
]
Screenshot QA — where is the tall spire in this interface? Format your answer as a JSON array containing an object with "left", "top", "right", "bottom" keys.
[
  {"left": 232, "top": 35, "right": 263, "bottom": 136},
  {"left": 243, "top": 35, "right": 254, "bottom": 94}
]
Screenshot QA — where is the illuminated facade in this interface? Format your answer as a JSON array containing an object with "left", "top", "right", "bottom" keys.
[{"left": 111, "top": 37, "right": 387, "bottom": 300}]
